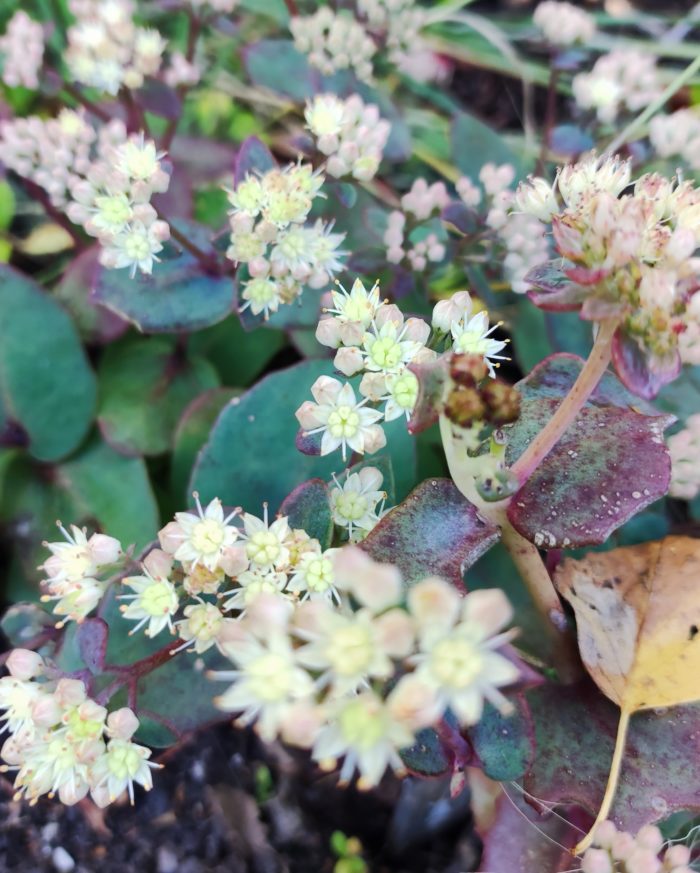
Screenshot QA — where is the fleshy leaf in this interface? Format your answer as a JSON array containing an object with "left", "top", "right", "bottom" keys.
[
  {"left": 477, "top": 785, "right": 590, "bottom": 873},
  {"left": 244, "top": 40, "right": 318, "bottom": 101},
  {"left": 525, "top": 679, "right": 700, "bottom": 833},
  {"left": 0, "top": 265, "right": 96, "bottom": 461},
  {"left": 611, "top": 327, "right": 682, "bottom": 401},
  {"left": 451, "top": 111, "right": 527, "bottom": 182},
  {"left": 278, "top": 478, "right": 333, "bottom": 549},
  {"left": 400, "top": 728, "right": 450, "bottom": 778},
  {"left": 506, "top": 354, "right": 675, "bottom": 548},
  {"left": 361, "top": 478, "right": 499, "bottom": 587},
  {"left": 171, "top": 387, "right": 239, "bottom": 502},
  {"left": 92, "top": 221, "right": 235, "bottom": 334},
  {"left": 407, "top": 355, "right": 449, "bottom": 435},
  {"left": 467, "top": 695, "right": 535, "bottom": 782},
  {"left": 524, "top": 260, "right": 589, "bottom": 311},
  {"left": 549, "top": 123, "right": 595, "bottom": 157},
  {"left": 76, "top": 618, "right": 108, "bottom": 675},
  {"left": 97, "top": 337, "right": 219, "bottom": 457},
  {"left": 234, "top": 136, "right": 276, "bottom": 187}
]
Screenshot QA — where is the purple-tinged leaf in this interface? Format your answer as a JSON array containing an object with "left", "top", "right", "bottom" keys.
[
  {"left": 296, "top": 426, "right": 322, "bottom": 457},
  {"left": 76, "top": 618, "right": 108, "bottom": 674},
  {"left": 134, "top": 79, "right": 181, "bottom": 120},
  {"left": 477, "top": 787, "right": 590, "bottom": 873},
  {"left": 54, "top": 246, "right": 128, "bottom": 344},
  {"left": 467, "top": 695, "right": 535, "bottom": 782},
  {"left": 93, "top": 221, "right": 235, "bottom": 334},
  {"left": 506, "top": 354, "right": 675, "bottom": 548},
  {"left": 442, "top": 202, "right": 479, "bottom": 236},
  {"left": 525, "top": 680, "right": 700, "bottom": 833},
  {"left": 549, "top": 123, "right": 594, "bottom": 156},
  {"left": 400, "top": 727, "right": 451, "bottom": 778},
  {"left": 361, "top": 478, "right": 499, "bottom": 587},
  {"left": 169, "top": 137, "right": 236, "bottom": 183},
  {"left": 525, "top": 260, "right": 588, "bottom": 311},
  {"left": 278, "top": 478, "right": 333, "bottom": 549},
  {"left": 407, "top": 355, "right": 449, "bottom": 435},
  {"left": 233, "top": 136, "right": 276, "bottom": 188},
  {"left": 611, "top": 327, "right": 682, "bottom": 401},
  {"left": 244, "top": 39, "right": 319, "bottom": 102},
  {"left": 565, "top": 263, "right": 612, "bottom": 286}
]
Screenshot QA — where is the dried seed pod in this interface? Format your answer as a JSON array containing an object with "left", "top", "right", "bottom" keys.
[
  {"left": 444, "top": 385, "right": 486, "bottom": 427},
  {"left": 449, "top": 353, "right": 489, "bottom": 388},
  {"left": 482, "top": 380, "right": 521, "bottom": 426}
]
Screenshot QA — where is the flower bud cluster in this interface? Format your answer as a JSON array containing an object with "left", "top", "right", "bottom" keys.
[
  {"left": 298, "top": 282, "right": 507, "bottom": 460},
  {"left": 0, "top": 653, "right": 156, "bottom": 807},
  {"left": 582, "top": 821, "right": 692, "bottom": 873},
  {"left": 384, "top": 179, "right": 450, "bottom": 270},
  {"left": 39, "top": 523, "right": 123, "bottom": 626},
  {"left": 445, "top": 353, "right": 520, "bottom": 429},
  {"left": 572, "top": 50, "right": 662, "bottom": 125},
  {"left": 0, "top": 110, "right": 171, "bottom": 276},
  {"left": 516, "top": 155, "right": 700, "bottom": 369},
  {"left": 209, "top": 546, "right": 519, "bottom": 788},
  {"left": 66, "top": 0, "right": 166, "bottom": 95},
  {"left": 290, "top": 9, "right": 376, "bottom": 84},
  {"left": 67, "top": 132, "right": 171, "bottom": 276},
  {"left": 305, "top": 94, "right": 391, "bottom": 182},
  {"left": 533, "top": 1, "right": 595, "bottom": 46},
  {"left": 0, "top": 11, "right": 44, "bottom": 90},
  {"left": 668, "top": 413, "right": 700, "bottom": 501},
  {"left": 226, "top": 162, "right": 345, "bottom": 319},
  {"left": 649, "top": 109, "right": 700, "bottom": 171}
]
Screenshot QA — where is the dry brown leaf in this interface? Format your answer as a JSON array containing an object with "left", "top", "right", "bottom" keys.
[{"left": 554, "top": 536, "right": 700, "bottom": 852}]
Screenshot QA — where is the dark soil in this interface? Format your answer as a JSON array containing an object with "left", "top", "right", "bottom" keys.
[{"left": 0, "top": 722, "right": 479, "bottom": 873}]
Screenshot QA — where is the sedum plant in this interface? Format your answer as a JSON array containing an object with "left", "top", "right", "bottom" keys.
[{"left": 0, "top": 0, "right": 700, "bottom": 870}]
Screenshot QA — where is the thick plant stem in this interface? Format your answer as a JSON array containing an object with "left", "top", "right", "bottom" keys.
[
  {"left": 499, "top": 522, "right": 581, "bottom": 683},
  {"left": 438, "top": 417, "right": 581, "bottom": 682},
  {"left": 573, "top": 707, "right": 632, "bottom": 855},
  {"left": 511, "top": 317, "right": 619, "bottom": 485}
]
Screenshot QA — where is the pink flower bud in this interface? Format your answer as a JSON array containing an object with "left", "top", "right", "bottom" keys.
[
  {"left": 6, "top": 649, "right": 44, "bottom": 680},
  {"left": 280, "top": 701, "right": 323, "bottom": 748},
  {"left": 359, "top": 372, "right": 386, "bottom": 402},
  {"left": 375, "top": 608, "right": 415, "bottom": 658},
  {"left": 375, "top": 304, "right": 403, "bottom": 329},
  {"left": 87, "top": 533, "right": 122, "bottom": 567},
  {"left": 581, "top": 848, "right": 613, "bottom": 873},
  {"left": 31, "top": 693, "right": 62, "bottom": 729},
  {"left": 143, "top": 548, "right": 174, "bottom": 580},
  {"left": 54, "top": 678, "right": 87, "bottom": 708},
  {"left": 388, "top": 674, "right": 441, "bottom": 730},
  {"left": 403, "top": 317, "right": 430, "bottom": 344},
  {"left": 107, "top": 707, "right": 140, "bottom": 740},
  {"left": 158, "top": 522, "right": 182, "bottom": 556},
  {"left": 338, "top": 320, "right": 365, "bottom": 347},
  {"left": 315, "top": 317, "right": 341, "bottom": 348},
  {"left": 219, "top": 544, "right": 249, "bottom": 577},
  {"left": 334, "top": 346, "right": 364, "bottom": 377},
  {"left": 407, "top": 576, "right": 461, "bottom": 629},
  {"left": 461, "top": 588, "right": 513, "bottom": 635},
  {"left": 664, "top": 845, "right": 691, "bottom": 866}
]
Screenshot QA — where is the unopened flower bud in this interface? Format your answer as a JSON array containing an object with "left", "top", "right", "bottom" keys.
[
  {"left": 6, "top": 649, "right": 44, "bottom": 681},
  {"left": 107, "top": 707, "right": 139, "bottom": 741}
]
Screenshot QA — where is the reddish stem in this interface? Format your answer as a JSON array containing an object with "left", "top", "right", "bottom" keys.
[
  {"left": 61, "top": 82, "right": 111, "bottom": 123},
  {"left": 95, "top": 639, "right": 182, "bottom": 706},
  {"left": 283, "top": 0, "right": 299, "bottom": 15}
]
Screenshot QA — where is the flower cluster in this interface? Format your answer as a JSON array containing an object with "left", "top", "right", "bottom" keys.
[
  {"left": 516, "top": 155, "right": 700, "bottom": 391},
  {"left": 297, "top": 282, "right": 508, "bottom": 459},
  {"left": 572, "top": 50, "right": 662, "bottom": 125},
  {"left": 668, "top": 414, "right": 700, "bottom": 501},
  {"left": 384, "top": 178, "right": 450, "bottom": 270},
  {"left": 0, "top": 110, "right": 171, "bottom": 276},
  {"left": 66, "top": 0, "right": 165, "bottom": 95},
  {"left": 290, "top": 9, "right": 376, "bottom": 84},
  {"left": 0, "top": 651, "right": 156, "bottom": 807},
  {"left": 0, "top": 10, "right": 44, "bottom": 90},
  {"left": 649, "top": 109, "right": 700, "bottom": 172},
  {"left": 210, "top": 546, "right": 519, "bottom": 788},
  {"left": 164, "top": 52, "right": 202, "bottom": 89},
  {"left": 226, "top": 161, "right": 345, "bottom": 318},
  {"left": 40, "top": 524, "right": 123, "bottom": 626},
  {"left": 533, "top": 1, "right": 595, "bottom": 46},
  {"left": 581, "top": 821, "right": 692, "bottom": 873},
  {"left": 305, "top": 94, "right": 391, "bottom": 182},
  {"left": 67, "top": 133, "right": 171, "bottom": 276}
]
